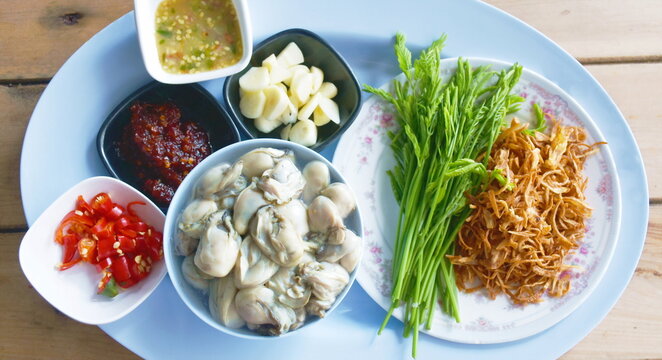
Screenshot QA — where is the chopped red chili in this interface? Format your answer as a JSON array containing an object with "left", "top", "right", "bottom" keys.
[
  {"left": 117, "top": 102, "right": 212, "bottom": 205},
  {"left": 55, "top": 192, "right": 162, "bottom": 297}
]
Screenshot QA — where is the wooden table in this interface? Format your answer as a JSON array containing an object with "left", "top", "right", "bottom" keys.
[{"left": 1, "top": 1, "right": 660, "bottom": 358}]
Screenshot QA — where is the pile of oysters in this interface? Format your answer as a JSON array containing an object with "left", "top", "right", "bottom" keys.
[{"left": 176, "top": 147, "right": 361, "bottom": 335}]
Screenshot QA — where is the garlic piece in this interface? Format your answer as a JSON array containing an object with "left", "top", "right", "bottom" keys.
[
  {"left": 261, "top": 85, "right": 289, "bottom": 122},
  {"left": 313, "top": 106, "right": 331, "bottom": 126},
  {"left": 254, "top": 116, "right": 281, "bottom": 133},
  {"left": 309, "top": 66, "right": 324, "bottom": 93},
  {"left": 239, "top": 90, "right": 266, "bottom": 119},
  {"left": 276, "top": 42, "right": 305, "bottom": 67},
  {"left": 281, "top": 124, "right": 292, "bottom": 140},
  {"left": 318, "top": 97, "right": 340, "bottom": 124},
  {"left": 318, "top": 82, "right": 338, "bottom": 98},
  {"left": 239, "top": 67, "right": 270, "bottom": 92},
  {"left": 289, "top": 119, "right": 317, "bottom": 147},
  {"left": 290, "top": 71, "right": 314, "bottom": 105},
  {"left": 277, "top": 100, "right": 298, "bottom": 125},
  {"left": 297, "top": 93, "right": 322, "bottom": 121}
]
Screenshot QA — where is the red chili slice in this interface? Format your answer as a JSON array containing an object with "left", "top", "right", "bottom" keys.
[
  {"left": 56, "top": 193, "right": 162, "bottom": 297},
  {"left": 110, "top": 256, "right": 132, "bottom": 282},
  {"left": 61, "top": 233, "right": 79, "bottom": 263}
]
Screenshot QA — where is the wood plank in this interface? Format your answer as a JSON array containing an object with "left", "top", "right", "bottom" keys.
[
  {"left": 0, "top": 0, "right": 132, "bottom": 80},
  {"left": 2, "top": 0, "right": 662, "bottom": 79},
  {"left": 2, "top": 205, "right": 660, "bottom": 359},
  {"left": 0, "top": 85, "right": 44, "bottom": 229},
  {"left": 563, "top": 205, "right": 662, "bottom": 359},
  {"left": 0, "top": 231, "right": 137, "bottom": 359},
  {"left": 486, "top": 0, "right": 662, "bottom": 63},
  {"left": 585, "top": 63, "right": 662, "bottom": 199}
]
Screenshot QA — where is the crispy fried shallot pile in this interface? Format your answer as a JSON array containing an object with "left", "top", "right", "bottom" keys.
[{"left": 448, "top": 118, "right": 602, "bottom": 305}]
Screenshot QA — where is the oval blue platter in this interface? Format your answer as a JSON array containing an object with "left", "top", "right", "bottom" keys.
[{"left": 20, "top": 1, "right": 648, "bottom": 359}]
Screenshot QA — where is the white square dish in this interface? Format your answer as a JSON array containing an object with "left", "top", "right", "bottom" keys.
[
  {"left": 134, "top": 0, "right": 253, "bottom": 84},
  {"left": 18, "top": 176, "right": 167, "bottom": 325}
]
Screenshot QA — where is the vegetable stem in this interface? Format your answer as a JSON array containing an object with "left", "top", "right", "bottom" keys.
[{"left": 364, "top": 33, "right": 522, "bottom": 356}]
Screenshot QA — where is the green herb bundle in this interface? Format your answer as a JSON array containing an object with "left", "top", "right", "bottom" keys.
[{"left": 364, "top": 33, "right": 522, "bottom": 357}]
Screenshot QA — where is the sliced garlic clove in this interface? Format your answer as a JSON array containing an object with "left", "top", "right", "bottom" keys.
[
  {"left": 262, "top": 85, "right": 289, "bottom": 121},
  {"left": 291, "top": 71, "right": 313, "bottom": 105},
  {"left": 309, "top": 66, "right": 324, "bottom": 93},
  {"left": 239, "top": 67, "right": 270, "bottom": 92},
  {"left": 281, "top": 124, "right": 292, "bottom": 140},
  {"left": 263, "top": 54, "right": 292, "bottom": 85},
  {"left": 289, "top": 119, "right": 317, "bottom": 147},
  {"left": 283, "top": 65, "right": 309, "bottom": 87},
  {"left": 313, "top": 105, "right": 331, "bottom": 126},
  {"left": 261, "top": 54, "right": 278, "bottom": 71},
  {"left": 254, "top": 116, "right": 281, "bottom": 133},
  {"left": 276, "top": 42, "right": 304, "bottom": 67},
  {"left": 318, "top": 82, "right": 338, "bottom": 99},
  {"left": 297, "top": 93, "right": 322, "bottom": 121},
  {"left": 318, "top": 97, "right": 340, "bottom": 124},
  {"left": 275, "top": 82, "right": 288, "bottom": 94},
  {"left": 288, "top": 91, "right": 301, "bottom": 109},
  {"left": 239, "top": 90, "right": 266, "bottom": 119},
  {"left": 277, "top": 100, "right": 298, "bottom": 125}
]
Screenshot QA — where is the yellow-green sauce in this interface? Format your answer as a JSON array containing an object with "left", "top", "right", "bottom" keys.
[{"left": 155, "top": 0, "right": 243, "bottom": 74}]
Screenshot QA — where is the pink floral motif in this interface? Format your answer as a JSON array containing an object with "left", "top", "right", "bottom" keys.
[{"left": 380, "top": 113, "right": 394, "bottom": 127}]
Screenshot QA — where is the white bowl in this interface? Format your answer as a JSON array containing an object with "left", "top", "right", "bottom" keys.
[
  {"left": 18, "top": 176, "right": 167, "bottom": 325},
  {"left": 163, "top": 139, "right": 363, "bottom": 338},
  {"left": 134, "top": 0, "right": 253, "bottom": 84}
]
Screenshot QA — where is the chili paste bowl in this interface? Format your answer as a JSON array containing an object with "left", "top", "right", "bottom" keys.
[
  {"left": 97, "top": 81, "right": 240, "bottom": 211},
  {"left": 18, "top": 176, "right": 167, "bottom": 325},
  {"left": 163, "top": 138, "right": 364, "bottom": 339}
]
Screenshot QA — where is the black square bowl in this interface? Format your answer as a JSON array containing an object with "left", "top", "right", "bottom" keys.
[
  {"left": 223, "top": 28, "right": 361, "bottom": 151},
  {"left": 97, "top": 81, "right": 240, "bottom": 211}
]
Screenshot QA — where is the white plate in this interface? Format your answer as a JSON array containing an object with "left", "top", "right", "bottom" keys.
[
  {"left": 333, "top": 57, "right": 621, "bottom": 344},
  {"left": 18, "top": 176, "right": 167, "bottom": 325}
]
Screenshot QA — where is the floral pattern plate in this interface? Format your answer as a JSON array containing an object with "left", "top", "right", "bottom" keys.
[{"left": 333, "top": 57, "right": 622, "bottom": 344}]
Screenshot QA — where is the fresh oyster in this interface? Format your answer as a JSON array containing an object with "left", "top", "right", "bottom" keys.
[
  {"left": 307, "top": 196, "right": 343, "bottom": 233},
  {"left": 234, "top": 286, "right": 297, "bottom": 335},
  {"left": 209, "top": 276, "right": 245, "bottom": 329},
  {"left": 182, "top": 255, "right": 212, "bottom": 292},
  {"left": 317, "top": 227, "right": 361, "bottom": 272},
  {"left": 178, "top": 199, "right": 218, "bottom": 239},
  {"left": 194, "top": 211, "right": 241, "bottom": 277},
  {"left": 266, "top": 267, "right": 311, "bottom": 309},
  {"left": 234, "top": 235, "right": 280, "bottom": 289},
  {"left": 257, "top": 158, "right": 305, "bottom": 204},
  {"left": 232, "top": 183, "right": 269, "bottom": 235},
  {"left": 320, "top": 182, "right": 356, "bottom": 218},
  {"left": 275, "top": 199, "right": 309, "bottom": 237},
  {"left": 250, "top": 205, "right": 304, "bottom": 267},
  {"left": 299, "top": 261, "right": 349, "bottom": 317},
  {"left": 239, "top": 148, "right": 292, "bottom": 180},
  {"left": 302, "top": 161, "right": 330, "bottom": 203}
]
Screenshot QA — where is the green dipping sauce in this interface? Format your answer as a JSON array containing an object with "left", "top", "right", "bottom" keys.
[{"left": 155, "top": 0, "right": 243, "bottom": 74}]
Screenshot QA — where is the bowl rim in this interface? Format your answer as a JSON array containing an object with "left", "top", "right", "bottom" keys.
[
  {"left": 222, "top": 28, "right": 362, "bottom": 152},
  {"left": 162, "top": 138, "right": 364, "bottom": 339},
  {"left": 96, "top": 80, "right": 241, "bottom": 209},
  {"left": 133, "top": 0, "right": 253, "bottom": 84},
  {"left": 18, "top": 176, "right": 168, "bottom": 325}
]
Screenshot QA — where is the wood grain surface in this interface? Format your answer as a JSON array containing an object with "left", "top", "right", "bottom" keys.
[{"left": 1, "top": 0, "right": 660, "bottom": 359}]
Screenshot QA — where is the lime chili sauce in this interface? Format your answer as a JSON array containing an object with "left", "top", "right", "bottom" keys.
[{"left": 155, "top": 0, "right": 243, "bottom": 74}]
